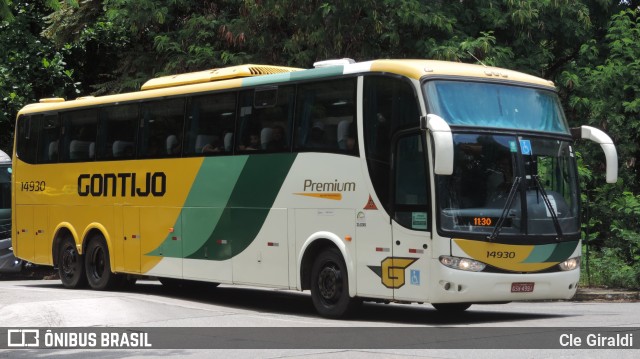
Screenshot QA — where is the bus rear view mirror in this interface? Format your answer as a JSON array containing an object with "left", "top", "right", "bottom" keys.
[
  {"left": 426, "top": 114, "right": 454, "bottom": 176},
  {"left": 571, "top": 125, "right": 618, "bottom": 183}
]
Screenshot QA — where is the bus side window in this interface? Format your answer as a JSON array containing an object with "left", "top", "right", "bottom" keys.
[
  {"left": 138, "top": 98, "right": 185, "bottom": 158},
  {"left": 36, "top": 114, "right": 61, "bottom": 164},
  {"left": 16, "top": 115, "right": 39, "bottom": 164},
  {"left": 294, "top": 79, "right": 355, "bottom": 153},
  {"left": 185, "top": 92, "right": 236, "bottom": 156},
  {"left": 237, "top": 86, "right": 294, "bottom": 153},
  {"left": 98, "top": 104, "right": 138, "bottom": 160},
  {"left": 61, "top": 109, "right": 98, "bottom": 162},
  {"left": 363, "top": 75, "right": 420, "bottom": 213},
  {"left": 394, "top": 134, "right": 430, "bottom": 231},
  {"left": 337, "top": 120, "right": 357, "bottom": 153}
]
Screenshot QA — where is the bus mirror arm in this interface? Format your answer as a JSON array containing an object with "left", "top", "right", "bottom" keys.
[
  {"left": 571, "top": 126, "right": 618, "bottom": 184},
  {"left": 425, "top": 114, "right": 454, "bottom": 176}
]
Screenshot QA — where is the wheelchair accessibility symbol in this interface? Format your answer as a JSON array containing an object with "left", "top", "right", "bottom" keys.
[
  {"left": 520, "top": 140, "right": 532, "bottom": 155},
  {"left": 410, "top": 269, "right": 420, "bottom": 285}
]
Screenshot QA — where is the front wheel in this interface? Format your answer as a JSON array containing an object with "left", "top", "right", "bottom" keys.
[
  {"left": 85, "top": 235, "right": 118, "bottom": 290},
  {"left": 57, "top": 236, "right": 87, "bottom": 289},
  {"left": 310, "top": 247, "right": 359, "bottom": 318}
]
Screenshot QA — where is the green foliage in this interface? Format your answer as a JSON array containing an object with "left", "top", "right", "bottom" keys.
[
  {"left": 582, "top": 247, "right": 640, "bottom": 288},
  {"left": 1, "top": 1, "right": 79, "bottom": 21},
  {"left": 582, "top": 190, "right": 640, "bottom": 288},
  {"left": 564, "top": 8, "right": 640, "bottom": 289},
  {"left": 0, "top": 0, "right": 80, "bottom": 153}
]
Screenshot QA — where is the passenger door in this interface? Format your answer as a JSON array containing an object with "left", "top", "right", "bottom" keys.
[{"left": 391, "top": 132, "right": 431, "bottom": 302}]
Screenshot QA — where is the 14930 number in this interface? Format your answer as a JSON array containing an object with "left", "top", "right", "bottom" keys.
[
  {"left": 21, "top": 181, "right": 46, "bottom": 192},
  {"left": 486, "top": 251, "right": 516, "bottom": 259}
]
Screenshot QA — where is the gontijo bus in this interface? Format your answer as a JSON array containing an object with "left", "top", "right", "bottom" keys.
[{"left": 12, "top": 59, "right": 617, "bottom": 317}]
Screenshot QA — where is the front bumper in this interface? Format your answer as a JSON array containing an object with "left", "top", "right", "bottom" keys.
[{"left": 429, "top": 263, "right": 580, "bottom": 304}]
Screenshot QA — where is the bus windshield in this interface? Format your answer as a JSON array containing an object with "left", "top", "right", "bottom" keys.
[
  {"left": 424, "top": 81, "right": 570, "bottom": 134},
  {"left": 436, "top": 133, "right": 580, "bottom": 239}
]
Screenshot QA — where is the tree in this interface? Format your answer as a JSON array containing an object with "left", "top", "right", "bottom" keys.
[
  {"left": 0, "top": 0, "right": 80, "bottom": 153},
  {"left": 561, "top": 8, "right": 640, "bottom": 286},
  {"left": 1, "top": 0, "right": 78, "bottom": 21}
]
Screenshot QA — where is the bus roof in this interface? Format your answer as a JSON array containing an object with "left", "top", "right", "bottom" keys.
[{"left": 18, "top": 59, "right": 555, "bottom": 116}]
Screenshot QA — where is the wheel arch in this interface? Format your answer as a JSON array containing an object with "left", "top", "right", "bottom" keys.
[
  {"left": 81, "top": 223, "right": 115, "bottom": 272},
  {"left": 297, "top": 231, "right": 356, "bottom": 298},
  {"left": 51, "top": 223, "right": 80, "bottom": 267}
]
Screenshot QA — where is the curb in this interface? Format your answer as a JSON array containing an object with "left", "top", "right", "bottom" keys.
[{"left": 572, "top": 288, "right": 640, "bottom": 302}]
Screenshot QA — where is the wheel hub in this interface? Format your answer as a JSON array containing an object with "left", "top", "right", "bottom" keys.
[
  {"left": 91, "top": 247, "right": 105, "bottom": 279},
  {"left": 61, "top": 248, "right": 76, "bottom": 276},
  {"left": 318, "top": 266, "right": 341, "bottom": 301}
]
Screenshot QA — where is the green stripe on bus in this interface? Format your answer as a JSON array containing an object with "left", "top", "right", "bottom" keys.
[
  {"left": 521, "top": 243, "right": 556, "bottom": 263},
  {"left": 146, "top": 156, "right": 248, "bottom": 258},
  {"left": 522, "top": 241, "right": 579, "bottom": 263},
  {"left": 186, "top": 153, "right": 297, "bottom": 260},
  {"left": 290, "top": 66, "right": 344, "bottom": 81},
  {"left": 242, "top": 72, "right": 294, "bottom": 87},
  {"left": 545, "top": 241, "right": 579, "bottom": 262},
  {"left": 241, "top": 66, "right": 345, "bottom": 88}
]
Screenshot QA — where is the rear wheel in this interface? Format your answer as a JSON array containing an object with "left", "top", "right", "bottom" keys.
[
  {"left": 85, "top": 235, "right": 118, "bottom": 290},
  {"left": 432, "top": 303, "right": 472, "bottom": 313},
  {"left": 310, "top": 247, "right": 359, "bottom": 318},
  {"left": 57, "top": 237, "right": 87, "bottom": 289}
]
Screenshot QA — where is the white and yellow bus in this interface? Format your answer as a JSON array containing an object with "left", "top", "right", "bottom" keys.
[{"left": 12, "top": 59, "right": 617, "bottom": 317}]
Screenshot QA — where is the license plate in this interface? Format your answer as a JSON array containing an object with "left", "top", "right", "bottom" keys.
[{"left": 511, "top": 282, "right": 535, "bottom": 293}]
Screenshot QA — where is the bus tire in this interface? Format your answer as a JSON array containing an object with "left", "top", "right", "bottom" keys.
[
  {"left": 85, "top": 235, "right": 117, "bottom": 291},
  {"left": 432, "top": 303, "right": 472, "bottom": 313},
  {"left": 57, "top": 236, "right": 87, "bottom": 289},
  {"left": 310, "top": 247, "right": 358, "bottom": 318}
]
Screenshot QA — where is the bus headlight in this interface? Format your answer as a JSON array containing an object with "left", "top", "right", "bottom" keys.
[
  {"left": 559, "top": 257, "right": 580, "bottom": 271},
  {"left": 439, "top": 255, "right": 486, "bottom": 272}
]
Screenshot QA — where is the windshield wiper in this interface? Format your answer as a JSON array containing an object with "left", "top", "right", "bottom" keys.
[
  {"left": 488, "top": 176, "right": 521, "bottom": 241},
  {"left": 532, "top": 175, "right": 564, "bottom": 241}
]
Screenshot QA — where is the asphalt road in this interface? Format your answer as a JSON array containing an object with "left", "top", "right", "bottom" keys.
[{"left": 0, "top": 279, "right": 638, "bottom": 358}]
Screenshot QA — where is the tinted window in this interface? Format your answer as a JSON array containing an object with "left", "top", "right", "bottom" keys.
[
  {"left": 294, "top": 79, "right": 356, "bottom": 152},
  {"left": 35, "top": 114, "right": 61, "bottom": 164},
  {"left": 185, "top": 92, "right": 236, "bottom": 155},
  {"left": 363, "top": 76, "right": 420, "bottom": 211},
  {"left": 425, "top": 81, "right": 569, "bottom": 134},
  {"left": 394, "top": 134, "right": 430, "bottom": 231},
  {"left": 138, "top": 98, "right": 185, "bottom": 158},
  {"left": 98, "top": 104, "right": 139, "bottom": 159},
  {"left": 61, "top": 109, "right": 98, "bottom": 162},
  {"left": 237, "top": 86, "right": 295, "bottom": 152},
  {"left": 16, "top": 115, "right": 38, "bottom": 164}
]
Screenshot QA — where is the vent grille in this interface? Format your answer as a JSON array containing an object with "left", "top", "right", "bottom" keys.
[
  {"left": 141, "top": 64, "right": 302, "bottom": 91},
  {"left": 248, "top": 66, "right": 295, "bottom": 76}
]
